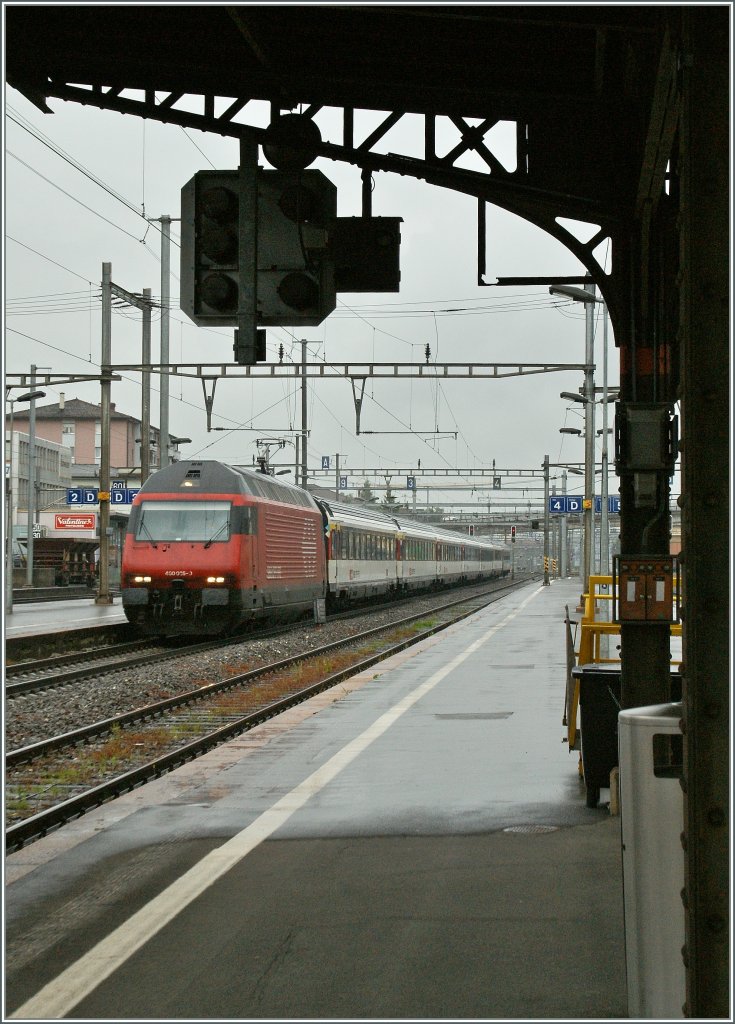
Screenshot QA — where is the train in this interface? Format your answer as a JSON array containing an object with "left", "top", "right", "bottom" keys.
[{"left": 121, "top": 460, "right": 511, "bottom": 636}]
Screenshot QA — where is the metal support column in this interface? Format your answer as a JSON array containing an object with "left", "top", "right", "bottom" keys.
[
  {"left": 560, "top": 470, "right": 568, "bottom": 577},
  {"left": 96, "top": 262, "right": 113, "bottom": 604},
  {"left": 582, "top": 282, "right": 596, "bottom": 604},
  {"left": 6, "top": 401, "right": 16, "bottom": 611},
  {"left": 141, "top": 287, "right": 152, "bottom": 484},
  {"left": 301, "top": 339, "right": 308, "bottom": 488},
  {"left": 24, "top": 365, "right": 37, "bottom": 587},
  {"left": 600, "top": 306, "right": 610, "bottom": 576},
  {"left": 159, "top": 216, "right": 171, "bottom": 469},
  {"left": 542, "top": 454, "right": 550, "bottom": 585},
  {"left": 679, "top": 11, "right": 729, "bottom": 1015}
]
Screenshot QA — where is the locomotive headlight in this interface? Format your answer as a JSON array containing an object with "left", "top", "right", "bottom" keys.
[
  {"left": 134, "top": 575, "right": 152, "bottom": 583},
  {"left": 206, "top": 576, "right": 226, "bottom": 584}
]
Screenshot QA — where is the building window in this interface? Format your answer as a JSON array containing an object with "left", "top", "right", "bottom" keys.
[{"left": 62, "top": 422, "right": 75, "bottom": 461}]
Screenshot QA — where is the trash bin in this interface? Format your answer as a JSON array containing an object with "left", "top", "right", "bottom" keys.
[
  {"left": 571, "top": 663, "right": 622, "bottom": 808},
  {"left": 618, "top": 702, "right": 685, "bottom": 1019},
  {"left": 571, "top": 665, "right": 682, "bottom": 809}
]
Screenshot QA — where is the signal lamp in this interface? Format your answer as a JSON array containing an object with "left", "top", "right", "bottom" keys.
[
  {"left": 200, "top": 185, "right": 237, "bottom": 222},
  {"left": 277, "top": 272, "right": 319, "bottom": 311},
  {"left": 200, "top": 272, "right": 238, "bottom": 313},
  {"left": 200, "top": 225, "right": 238, "bottom": 264}
]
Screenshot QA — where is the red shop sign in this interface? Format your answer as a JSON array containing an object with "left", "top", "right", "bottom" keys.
[{"left": 55, "top": 513, "right": 96, "bottom": 530}]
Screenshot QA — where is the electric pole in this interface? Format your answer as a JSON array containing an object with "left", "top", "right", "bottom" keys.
[{"left": 96, "top": 262, "right": 113, "bottom": 604}]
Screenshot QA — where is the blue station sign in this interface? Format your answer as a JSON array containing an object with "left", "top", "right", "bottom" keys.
[
  {"left": 548, "top": 495, "right": 621, "bottom": 514},
  {"left": 67, "top": 487, "right": 139, "bottom": 505}
]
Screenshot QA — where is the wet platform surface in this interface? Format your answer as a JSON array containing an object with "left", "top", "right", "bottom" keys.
[
  {"left": 5, "top": 596, "right": 127, "bottom": 639},
  {"left": 5, "top": 578, "right": 628, "bottom": 1019}
]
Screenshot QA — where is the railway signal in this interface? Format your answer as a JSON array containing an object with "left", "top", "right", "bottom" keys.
[
  {"left": 180, "top": 170, "right": 242, "bottom": 326},
  {"left": 257, "top": 169, "right": 337, "bottom": 326},
  {"left": 181, "top": 167, "right": 337, "bottom": 333},
  {"left": 181, "top": 116, "right": 401, "bottom": 364}
]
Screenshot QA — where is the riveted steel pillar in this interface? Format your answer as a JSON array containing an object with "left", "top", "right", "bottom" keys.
[{"left": 678, "top": 10, "right": 729, "bottom": 1017}]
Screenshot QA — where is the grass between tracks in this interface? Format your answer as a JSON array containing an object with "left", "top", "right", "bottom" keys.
[{"left": 5, "top": 618, "right": 438, "bottom": 822}]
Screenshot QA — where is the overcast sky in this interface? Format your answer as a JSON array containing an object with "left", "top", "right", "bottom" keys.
[{"left": 4, "top": 86, "right": 621, "bottom": 512}]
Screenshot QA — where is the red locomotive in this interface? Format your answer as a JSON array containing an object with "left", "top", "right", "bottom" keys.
[
  {"left": 122, "top": 460, "right": 510, "bottom": 636},
  {"left": 122, "top": 461, "right": 326, "bottom": 635}
]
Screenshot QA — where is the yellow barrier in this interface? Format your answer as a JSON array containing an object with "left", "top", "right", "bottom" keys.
[{"left": 564, "top": 575, "right": 682, "bottom": 750}]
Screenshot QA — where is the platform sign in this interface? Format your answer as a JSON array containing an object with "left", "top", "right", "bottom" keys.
[
  {"left": 594, "top": 496, "right": 622, "bottom": 514},
  {"left": 339, "top": 475, "right": 347, "bottom": 488},
  {"left": 110, "top": 488, "right": 140, "bottom": 504},
  {"left": 67, "top": 488, "right": 99, "bottom": 504},
  {"left": 407, "top": 476, "right": 416, "bottom": 490},
  {"left": 548, "top": 496, "right": 568, "bottom": 513},
  {"left": 321, "top": 455, "right": 330, "bottom": 470},
  {"left": 550, "top": 494, "right": 620, "bottom": 515}
]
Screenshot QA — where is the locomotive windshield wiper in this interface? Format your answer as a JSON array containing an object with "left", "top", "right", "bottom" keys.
[
  {"left": 139, "top": 520, "right": 158, "bottom": 548},
  {"left": 203, "top": 521, "right": 229, "bottom": 548}
]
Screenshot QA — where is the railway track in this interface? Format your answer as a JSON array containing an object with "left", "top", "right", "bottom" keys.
[
  {"left": 6, "top": 577, "right": 537, "bottom": 851},
  {"left": 5, "top": 631, "right": 288, "bottom": 698},
  {"left": 6, "top": 575, "right": 533, "bottom": 697}
]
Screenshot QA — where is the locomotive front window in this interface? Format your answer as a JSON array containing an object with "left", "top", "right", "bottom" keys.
[{"left": 136, "top": 501, "right": 232, "bottom": 543}]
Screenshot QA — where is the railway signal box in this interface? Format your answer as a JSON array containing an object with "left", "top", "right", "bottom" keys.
[{"left": 612, "top": 555, "right": 680, "bottom": 623}]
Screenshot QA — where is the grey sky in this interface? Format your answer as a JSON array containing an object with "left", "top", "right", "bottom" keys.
[{"left": 4, "top": 90, "right": 617, "bottom": 508}]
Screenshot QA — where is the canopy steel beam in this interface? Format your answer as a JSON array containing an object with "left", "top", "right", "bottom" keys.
[{"left": 107, "top": 361, "right": 587, "bottom": 380}]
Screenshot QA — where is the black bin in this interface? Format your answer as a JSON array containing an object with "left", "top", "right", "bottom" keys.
[
  {"left": 572, "top": 663, "right": 682, "bottom": 808},
  {"left": 572, "top": 663, "right": 621, "bottom": 808}
]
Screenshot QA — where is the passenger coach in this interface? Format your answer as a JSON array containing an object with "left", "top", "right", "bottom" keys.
[{"left": 316, "top": 499, "right": 510, "bottom": 605}]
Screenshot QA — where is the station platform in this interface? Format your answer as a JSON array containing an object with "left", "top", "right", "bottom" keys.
[
  {"left": 4, "top": 578, "right": 628, "bottom": 1019},
  {"left": 4, "top": 595, "right": 127, "bottom": 640}
]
